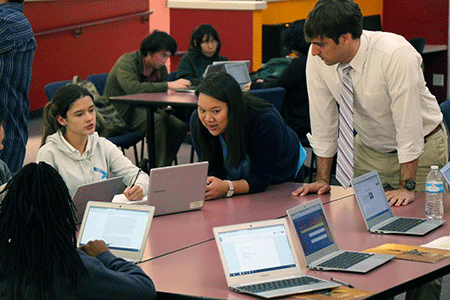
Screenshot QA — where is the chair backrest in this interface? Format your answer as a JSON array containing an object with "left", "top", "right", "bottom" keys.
[
  {"left": 44, "top": 80, "right": 71, "bottom": 101},
  {"left": 87, "top": 73, "right": 109, "bottom": 95},
  {"left": 408, "top": 38, "right": 426, "bottom": 55},
  {"left": 168, "top": 71, "right": 177, "bottom": 82},
  {"left": 248, "top": 87, "right": 286, "bottom": 112}
]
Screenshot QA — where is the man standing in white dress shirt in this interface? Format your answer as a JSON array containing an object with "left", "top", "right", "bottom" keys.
[{"left": 293, "top": 0, "right": 447, "bottom": 209}]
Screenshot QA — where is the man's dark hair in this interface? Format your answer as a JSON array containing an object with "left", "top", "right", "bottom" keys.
[
  {"left": 7, "top": 0, "right": 25, "bottom": 3},
  {"left": 304, "top": 0, "right": 363, "bottom": 44},
  {"left": 140, "top": 30, "right": 177, "bottom": 57}
]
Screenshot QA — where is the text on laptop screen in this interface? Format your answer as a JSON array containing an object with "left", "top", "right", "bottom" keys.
[
  {"left": 290, "top": 204, "right": 334, "bottom": 256},
  {"left": 79, "top": 206, "right": 151, "bottom": 252},
  {"left": 218, "top": 224, "right": 296, "bottom": 277},
  {"left": 353, "top": 173, "right": 390, "bottom": 221}
]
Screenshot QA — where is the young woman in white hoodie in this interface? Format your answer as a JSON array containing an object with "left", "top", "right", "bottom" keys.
[{"left": 36, "top": 84, "right": 148, "bottom": 200}]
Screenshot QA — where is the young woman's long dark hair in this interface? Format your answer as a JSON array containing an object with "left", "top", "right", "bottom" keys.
[
  {"left": 194, "top": 72, "right": 271, "bottom": 168},
  {"left": 41, "top": 84, "right": 94, "bottom": 146},
  {"left": 0, "top": 162, "right": 87, "bottom": 300}
]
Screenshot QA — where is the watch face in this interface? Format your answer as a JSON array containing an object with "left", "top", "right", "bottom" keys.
[
  {"left": 405, "top": 180, "right": 416, "bottom": 191},
  {"left": 226, "top": 190, "right": 234, "bottom": 197}
]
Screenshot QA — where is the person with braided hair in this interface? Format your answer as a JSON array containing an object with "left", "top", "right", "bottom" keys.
[
  {"left": 36, "top": 84, "right": 148, "bottom": 200},
  {"left": 0, "top": 162, "right": 156, "bottom": 300}
]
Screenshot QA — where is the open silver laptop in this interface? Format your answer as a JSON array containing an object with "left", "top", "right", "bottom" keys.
[
  {"left": 147, "top": 161, "right": 207, "bottom": 216},
  {"left": 72, "top": 176, "right": 123, "bottom": 223},
  {"left": 222, "top": 62, "right": 251, "bottom": 89},
  {"left": 213, "top": 60, "right": 251, "bottom": 69},
  {"left": 77, "top": 201, "right": 155, "bottom": 262},
  {"left": 352, "top": 170, "right": 445, "bottom": 235},
  {"left": 287, "top": 198, "right": 394, "bottom": 273},
  {"left": 213, "top": 219, "right": 339, "bottom": 299}
]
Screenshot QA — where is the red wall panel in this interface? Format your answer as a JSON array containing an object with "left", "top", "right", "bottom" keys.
[
  {"left": 170, "top": 9, "right": 254, "bottom": 72},
  {"left": 25, "top": 0, "right": 150, "bottom": 111}
]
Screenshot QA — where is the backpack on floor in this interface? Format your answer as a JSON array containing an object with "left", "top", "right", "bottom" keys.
[{"left": 71, "top": 76, "right": 128, "bottom": 137}]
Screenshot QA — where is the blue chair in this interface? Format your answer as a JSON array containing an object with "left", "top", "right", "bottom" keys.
[
  {"left": 44, "top": 78, "right": 145, "bottom": 166},
  {"left": 248, "top": 87, "right": 286, "bottom": 112},
  {"left": 44, "top": 80, "right": 71, "bottom": 101},
  {"left": 87, "top": 73, "right": 109, "bottom": 95}
]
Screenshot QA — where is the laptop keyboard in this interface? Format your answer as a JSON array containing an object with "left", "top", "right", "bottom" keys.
[
  {"left": 379, "top": 218, "right": 426, "bottom": 232},
  {"left": 317, "top": 251, "right": 374, "bottom": 269},
  {"left": 237, "top": 276, "right": 322, "bottom": 293}
]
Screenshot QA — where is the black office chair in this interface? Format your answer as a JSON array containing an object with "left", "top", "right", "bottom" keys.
[{"left": 45, "top": 78, "right": 145, "bottom": 166}]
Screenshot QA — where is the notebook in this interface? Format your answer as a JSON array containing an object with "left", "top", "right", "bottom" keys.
[
  {"left": 72, "top": 176, "right": 123, "bottom": 223},
  {"left": 352, "top": 170, "right": 445, "bottom": 235},
  {"left": 213, "top": 219, "right": 340, "bottom": 298},
  {"left": 286, "top": 198, "right": 394, "bottom": 273},
  {"left": 440, "top": 161, "right": 450, "bottom": 185},
  {"left": 77, "top": 201, "right": 155, "bottom": 262}
]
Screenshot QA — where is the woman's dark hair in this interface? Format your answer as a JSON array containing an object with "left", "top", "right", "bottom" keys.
[
  {"left": 282, "top": 19, "right": 310, "bottom": 56},
  {"left": 189, "top": 24, "right": 222, "bottom": 56},
  {"left": 304, "top": 0, "right": 363, "bottom": 44},
  {"left": 194, "top": 72, "right": 271, "bottom": 168},
  {"left": 41, "top": 84, "right": 94, "bottom": 146},
  {"left": 140, "top": 30, "right": 177, "bottom": 57},
  {"left": 0, "top": 162, "right": 87, "bottom": 300}
]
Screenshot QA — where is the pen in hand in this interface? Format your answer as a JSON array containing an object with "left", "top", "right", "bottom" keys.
[
  {"left": 330, "top": 277, "right": 354, "bottom": 288},
  {"left": 131, "top": 169, "right": 141, "bottom": 188}
]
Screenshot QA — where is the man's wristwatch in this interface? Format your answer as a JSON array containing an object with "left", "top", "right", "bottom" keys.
[
  {"left": 225, "top": 180, "right": 234, "bottom": 197},
  {"left": 401, "top": 179, "right": 416, "bottom": 191}
]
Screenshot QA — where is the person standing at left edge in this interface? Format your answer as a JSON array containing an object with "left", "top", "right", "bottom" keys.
[{"left": 0, "top": 0, "right": 36, "bottom": 175}]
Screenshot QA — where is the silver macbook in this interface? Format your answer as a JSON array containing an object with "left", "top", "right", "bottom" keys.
[
  {"left": 213, "top": 60, "right": 251, "bottom": 69},
  {"left": 147, "top": 161, "right": 208, "bottom": 216},
  {"left": 287, "top": 198, "right": 394, "bottom": 273},
  {"left": 72, "top": 176, "right": 123, "bottom": 223},
  {"left": 352, "top": 170, "right": 445, "bottom": 235},
  {"left": 213, "top": 219, "right": 340, "bottom": 299},
  {"left": 77, "top": 201, "right": 155, "bottom": 262}
]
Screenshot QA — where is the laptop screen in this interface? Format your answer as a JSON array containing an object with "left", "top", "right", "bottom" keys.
[
  {"left": 79, "top": 206, "right": 151, "bottom": 252},
  {"left": 353, "top": 172, "right": 390, "bottom": 222},
  {"left": 440, "top": 162, "right": 450, "bottom": 185},
  {"left": 290, "top": 203, "right": 334, "bottom": 256},
  {"left": 218, "top": 224, "right": 296, "bottom": 277},
  {"left": 224, "top": 63, "right": 251, "bottom": 86}
]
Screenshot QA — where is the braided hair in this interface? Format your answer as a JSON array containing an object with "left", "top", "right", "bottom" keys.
[{"left": 0, "top": 162, "right": 87, "bottom": 299}]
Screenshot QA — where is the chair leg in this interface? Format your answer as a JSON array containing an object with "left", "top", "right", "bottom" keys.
[
  {"left": 133, "top": 145, "right": 139, "bottom": 166},
  {"left": 190, "top": 145, "right": 195, "bottom": 163}
]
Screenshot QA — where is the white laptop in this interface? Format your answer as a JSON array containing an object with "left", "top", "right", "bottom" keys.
[
  {"left": 352, "top": 170, "right": 445, "bottom": 235},
  {"left": 287, "top": 198, "right": 394, "bottom": 273},
  {"left": 72, "top": 176, "right": 123, "bottom": 223},
  {"left": 213, "top": 219, "right": 340, "bottom": 299},
  {"left": 77, "top": 201, "right": 155, "bottom": 262}
]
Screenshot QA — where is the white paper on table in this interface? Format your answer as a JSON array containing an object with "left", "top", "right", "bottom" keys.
[
  {"left": 421, "top": 236, "right": 450, "bottom": 250},
  {"left": 112, "top": 194, "right": 148, "bottom": 205}
]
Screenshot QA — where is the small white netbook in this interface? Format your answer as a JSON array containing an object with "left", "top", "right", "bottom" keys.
[
  {"left": 287, "top": 198, "right": 394, "bottom": 273},
  {"left": 72, "top": 177, "right": 123, "bottom": 223},
  {"left": 77, "top": 201, "right": 155, "bottom": 262},
  {"left": 213, "top": 219, "right": 339, "bottom": 298}
]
